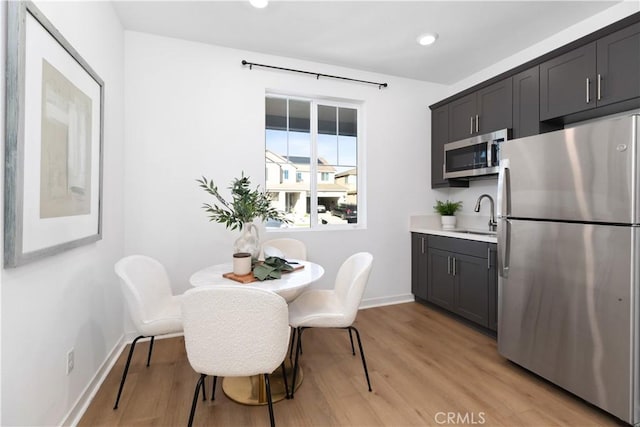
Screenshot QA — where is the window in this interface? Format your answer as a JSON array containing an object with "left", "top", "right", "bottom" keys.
[{"left": 265, "top": 95, "right": 361, "bottom": 229}]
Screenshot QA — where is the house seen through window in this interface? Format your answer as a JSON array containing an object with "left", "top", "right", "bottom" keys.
[{"left": 265, "top": 95, "right": 360, "bottom": 229}]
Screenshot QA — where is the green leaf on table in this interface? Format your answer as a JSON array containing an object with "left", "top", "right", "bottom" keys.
[{"left": 253, "top": 256, "right": 293, "bottom": 281}]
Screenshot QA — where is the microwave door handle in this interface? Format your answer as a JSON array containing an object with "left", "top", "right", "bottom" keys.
[{"left": 487, "top": 142, "right": 493, "bottom": 167}]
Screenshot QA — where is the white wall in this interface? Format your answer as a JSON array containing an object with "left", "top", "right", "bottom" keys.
[
  {"left": 0, "top": 1, "right": 125, "bottom": 425},
  {"left": 123, "top": 31, "right": 448, "bottom": 311}
]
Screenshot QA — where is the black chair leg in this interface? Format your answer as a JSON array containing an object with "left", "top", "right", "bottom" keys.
[
  {"left": 146, "top": 336, "right": 155, "bottom": 367},
  {"left": 349, "top": 326, "right": 372, "bottom": 392},
  {"left": 288, "top": 326, "right": 296, "bottom": 361},
  {"left": 290, "top": 327, "right": 305, "bottom": 399},
  {"left": 201, "top": 376, "right": 207, "bottom": 401},
  {"left": 280, "top": 362, "right": 289, "bottom": 399},
  {"left": 347, "top": 328, "right": 355, "bottom": 355},
  {"left": 211, "top": 376, "right": 218, "bottom": 400},
  {"left": 188, "top": 374, "right": 206, "bottom": 427},
  {"left": 265, "top": 374, "right": 275, "bottom": 427},
  {"left": 113, "top": 335, "right": 145, "bottom": 410}
]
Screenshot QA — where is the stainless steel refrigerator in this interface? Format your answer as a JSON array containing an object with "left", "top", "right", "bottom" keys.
[{"left": 497, "top": 114, "right": 639, "bottom": 425}]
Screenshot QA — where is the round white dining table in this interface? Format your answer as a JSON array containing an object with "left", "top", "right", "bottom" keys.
[
  {"left": 189, "top": 259, "right": 324, "bottom": 302},
  {"left": 188, "top": 259, "right": 325, "bottom": 405}
]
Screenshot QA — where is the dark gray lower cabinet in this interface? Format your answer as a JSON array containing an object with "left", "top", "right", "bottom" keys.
[
  {"left": 411, "top": 233, "right": 497, "bottom": 332},
  {"left": 411, "top": 233, "right": 429, "bottom": 300}
]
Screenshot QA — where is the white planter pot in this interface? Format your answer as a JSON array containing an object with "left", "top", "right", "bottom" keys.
[{"left": 441, "top": 215, "right": 457, "bottom": 230}]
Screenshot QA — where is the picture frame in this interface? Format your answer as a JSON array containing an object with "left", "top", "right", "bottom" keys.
[{"left": 4, "top": 1, "right": 104, "bottom": 268}]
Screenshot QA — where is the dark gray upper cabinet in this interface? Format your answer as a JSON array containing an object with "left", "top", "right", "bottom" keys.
[
  {"left": 513, "top": 67, "right": 541, "bottom": 139},
  {"left": 596, "top": 21, "right": 640, "bottom": 107},
  {"left": 513, "top": 66, "right": 561, "bottom": 138},
  {"left": 540, "top": 43, "right": 597, "bottom": 121},
  {"left": 541, "top": 22, "right": 640, "bottom": 121},
  {"left": 431, "top": 105, "right": 468, "bottom": 189},
  {"left": 449, "top": 79, "right": 513, "bottom": 142},
  {"left": 449, "top": 93, "right": 477, "bottom": 142},
  {"left": 477, "top": 78, "right": 513, "bottom": 135}
]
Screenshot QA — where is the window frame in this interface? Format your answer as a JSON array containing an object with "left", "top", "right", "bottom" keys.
[{"left": 264, "top": 93, "right": 365, "bottom": 231}]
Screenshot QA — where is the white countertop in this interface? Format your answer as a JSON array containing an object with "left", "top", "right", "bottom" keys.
[{"left": 409, "top": 214, "right": 497, "bottom": 243}]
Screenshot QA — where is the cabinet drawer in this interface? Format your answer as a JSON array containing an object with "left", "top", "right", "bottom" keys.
[{"left": 427, "top": 235, "right": 488, "bottom": 258}]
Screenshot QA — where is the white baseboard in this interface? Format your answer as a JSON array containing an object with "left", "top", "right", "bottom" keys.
[{"left": 359, "top": 293, "right": 414, "bottom": 309}]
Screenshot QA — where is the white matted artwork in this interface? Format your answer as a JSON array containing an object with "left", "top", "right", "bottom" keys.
[{"left": 4, "top": 1, "right": 104, "bottom": 267}]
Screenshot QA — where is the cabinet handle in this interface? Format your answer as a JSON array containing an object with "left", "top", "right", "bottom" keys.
[
  {"left": 470, "top": 116, "right": 474, "bottom": 135},
  {"left": 597, "top": 74, "right": 602, "bottom": 101},
  {"left": 447, "top": 256, "right": 451, "bottom": 275},
  {"left": 586, "top": 78, "right": 590, "bottom": 104},
  {"left": 452, "top": 257, "right": 457, "bottom": 276},
  {"left": 421, "top": 237, "right": 425, "bottom": 254},
  {"left": 475, "top": 114, "right": 479, "bottom": 133},
  {"left": 487, "top": 248, "right": 491, "bottom": 270}
]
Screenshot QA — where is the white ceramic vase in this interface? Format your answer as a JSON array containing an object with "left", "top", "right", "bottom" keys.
[
  {"left": 233, "top": 222, "right": 260, "bottom": 260},
  {"left": 441, "top": 215, "right": 457, "bottom": 230}
]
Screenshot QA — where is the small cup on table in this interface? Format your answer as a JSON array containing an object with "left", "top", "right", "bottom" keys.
[{"left": 233, "top": 252, "right": 252, "bottom": 276}]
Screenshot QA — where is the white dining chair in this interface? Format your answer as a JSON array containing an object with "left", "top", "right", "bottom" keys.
[
  {"left": 113, "top": 255, "right": 183, "bottom": 410},
  {"left": 182, "top": 285, "right": 290, "bottom": 427},
  {"left": 262, "top": 238, "right": 307, "bottom": 260},
  {"left": 287, "top": 252, "right": 374, "bottom": 398}
]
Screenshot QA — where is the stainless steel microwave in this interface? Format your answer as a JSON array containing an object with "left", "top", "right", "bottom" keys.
[{"left": 443, "top": 128, "right": 510, "bottom": 179}]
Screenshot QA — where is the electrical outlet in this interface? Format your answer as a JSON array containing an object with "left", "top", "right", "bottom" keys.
[{"left": 66, "top": 348, "right": 74, "bottom": 375}]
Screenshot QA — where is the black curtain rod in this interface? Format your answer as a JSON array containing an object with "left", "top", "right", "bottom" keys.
[{"left": 241, "top": 60, "right": 388, "bottom": 89}]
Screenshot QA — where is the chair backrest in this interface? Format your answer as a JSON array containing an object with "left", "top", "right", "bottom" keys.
[
  {"left": 334, "top": 252, "right": 374, "bottom": 325},
  {"left": 114, "top": 255, "right": 174, "bottom": 332},
  {"left": 181, "top": 285, "right": 290, "bottom": 377},
  {"left": 262, "top": 238, "right": 307, "bottom": 260}
]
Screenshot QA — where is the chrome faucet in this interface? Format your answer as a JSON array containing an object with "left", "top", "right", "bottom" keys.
[{"left": 474, "top": 194, "right": 497, "bottom": 231}]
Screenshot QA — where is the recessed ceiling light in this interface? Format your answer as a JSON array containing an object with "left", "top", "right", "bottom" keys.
[
  {"left": 417, "top": 33, "right": 439, "bottom": 46},
  {"left": 250, "top": 0, "right": 269, "bottom": 8}
]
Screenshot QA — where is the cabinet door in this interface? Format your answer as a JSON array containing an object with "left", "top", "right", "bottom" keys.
[
  {"left": 431, "top": 105, "right": 448, "bottom": 188},
  {"left": 596, "top": 22, "right": 640, "bottom": 107},
  {"left": 431, "top": 105, "right": 468, "bottom": 189},
  {"left": 411, "top": 234, "right": 429, "bottom": 301},
  {"left": 540, "top": 42, "right": 596, "bottom": 121},
  {"left": 453, "top": 253, "right": 489, "bottom": 327},
  {"left": 427, "top": 248, "right": 455, "bottom": 310},
  {"left": 513, "top": 67, "right": 540, "bottom": 139},
  {"left": 477, "top": 77, "right": 512, "bottom": 134},
  {"left": 449, "top": 93, "right": 476, "bottom": 142}
]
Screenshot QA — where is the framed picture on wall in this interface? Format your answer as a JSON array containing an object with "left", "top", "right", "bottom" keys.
[{"left": 4, "top": 1, "right": 104, "bottom": 268}]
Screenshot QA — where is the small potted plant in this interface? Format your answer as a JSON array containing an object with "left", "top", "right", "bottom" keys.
[{"left": 433, "top": 199, "right": 463, "bottom": 230}]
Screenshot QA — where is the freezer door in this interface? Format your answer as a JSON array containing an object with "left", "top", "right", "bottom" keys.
[
  {"left": 501, "top": 115, "right": 639, "bottom": 224},
  {"left": 498, "top": 220, "right": 634, "bottom": 423}
]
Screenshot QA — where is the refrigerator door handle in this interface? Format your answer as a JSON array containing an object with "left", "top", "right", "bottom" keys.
[
  {"left": 498, "top": 219, "right": 510, "bottom": 278},
  {"left": 497, "top": 159, "right": 510, "bottom": 218}
]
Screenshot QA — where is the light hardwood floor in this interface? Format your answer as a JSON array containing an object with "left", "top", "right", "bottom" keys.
[{"left": 80, "top": 302, "right": 625, "bottom": 426}]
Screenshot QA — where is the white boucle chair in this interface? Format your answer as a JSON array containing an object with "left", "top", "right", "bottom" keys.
[
  {"left": 113, "top": 255, "right": 183, "bottom": 410},
  {"left": 262, "top": 238, "right": 307, "bottom": 260},
  {"left": 288, "top": 252, "right": 374, "bottom": 399},
  {"left": 182, "top": 285, "right": 290, "bottom": 427}
]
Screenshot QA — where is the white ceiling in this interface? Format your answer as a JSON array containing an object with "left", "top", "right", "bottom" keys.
[{"left": 112, "top": 1, "right": 621, "bottom": 85}]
